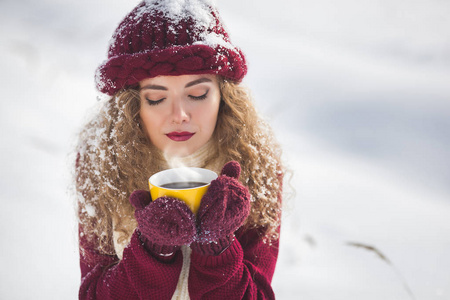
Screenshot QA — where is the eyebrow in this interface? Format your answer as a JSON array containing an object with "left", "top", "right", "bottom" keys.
[
  {"left": 140, "top": 77, "right": 212, "bottom": 91},
  {"left": 185, "top": 77, "right": 212, "bottom": 88},
  {"left": 140, "top": 84, "right": 167, "bottom": 91}
]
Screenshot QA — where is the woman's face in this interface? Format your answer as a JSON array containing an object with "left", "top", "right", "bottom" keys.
[{"left": 139, "top": 74, "right": 221, "bottom": 157}]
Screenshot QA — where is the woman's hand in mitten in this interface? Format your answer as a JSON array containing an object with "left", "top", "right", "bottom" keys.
[
  {"left": 129, "top": 190, "right": 197, "bottom": 258},
  {"left": 191, "top": 161, "right": 251, "bottom": 256}
]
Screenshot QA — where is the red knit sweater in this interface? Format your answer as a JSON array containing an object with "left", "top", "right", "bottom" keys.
[{"left": 79, "top": 225, "right": 279, "bottom": 299}]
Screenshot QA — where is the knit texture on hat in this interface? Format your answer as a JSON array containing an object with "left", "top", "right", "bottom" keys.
[{"left": 96, "top": 0, "right": 247, "bottom": 95}]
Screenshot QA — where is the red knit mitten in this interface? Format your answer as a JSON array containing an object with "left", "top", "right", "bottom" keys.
[
  {"left": 130, "top": 190, "right": 197, "bottom": 259},
  {"left": 191, "top": 161, "right": 251, "bottom": 256}
]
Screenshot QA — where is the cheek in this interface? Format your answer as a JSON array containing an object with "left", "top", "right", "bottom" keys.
[
  {"left": 201, "top": 101, "right": 220, "bottom": 132},
  {"left": 139, "top": 108, "right": 160, "bottom": 136}
]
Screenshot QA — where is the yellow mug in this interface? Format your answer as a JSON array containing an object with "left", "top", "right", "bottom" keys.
[{"left": 148, "top": 167, "right": 218, "bottom": 214}]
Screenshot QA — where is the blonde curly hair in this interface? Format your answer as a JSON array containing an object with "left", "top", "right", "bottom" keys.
[{"left": 75, "top": 77, "right": 283, "bottom": 256}]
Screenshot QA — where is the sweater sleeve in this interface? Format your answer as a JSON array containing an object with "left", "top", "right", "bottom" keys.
[
  {"left": 188, "top": 226, "right": 279, "bottom": 300},
  {"left": 79, "top": 228, "right": 183, "bottom": 300}
]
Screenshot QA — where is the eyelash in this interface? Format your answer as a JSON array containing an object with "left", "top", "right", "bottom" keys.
[
  {"left": 145, "top": 90, "right": 209, "bottom": 106},
  {"left": 146, "top": 98, "right": 165, "bottom": 106},
  {"left": 188, "top": 90, "right": 209, "bottom": 101}
]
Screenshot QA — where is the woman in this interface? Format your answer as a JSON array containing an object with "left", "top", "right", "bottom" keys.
[{"left": 75, "top": 1, "right": 284, "bottom": 299}]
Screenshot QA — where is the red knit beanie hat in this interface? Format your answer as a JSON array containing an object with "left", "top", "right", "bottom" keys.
[{"left": 95, "top": 0, "right": 247, "bottom": 96}]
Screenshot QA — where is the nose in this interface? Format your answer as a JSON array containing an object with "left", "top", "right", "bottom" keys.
[{"left": 171, "top": 98, "right": 190, "bottom": 125}]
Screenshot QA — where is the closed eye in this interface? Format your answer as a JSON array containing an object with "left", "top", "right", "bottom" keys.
[
  {"left": 146, "top": 98, "right": 165, "bottom": 106},
  {"left": 188, "top": 90, "right": 209, "bottom": 101}
]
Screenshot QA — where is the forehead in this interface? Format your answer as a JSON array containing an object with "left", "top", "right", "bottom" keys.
[{"left": 139, "top": 74, "right": 218, "bottom": 88}]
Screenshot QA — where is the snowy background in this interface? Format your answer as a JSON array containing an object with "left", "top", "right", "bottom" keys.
[{"left": 1, "top": 0, "right": 449, "bottom": 299}]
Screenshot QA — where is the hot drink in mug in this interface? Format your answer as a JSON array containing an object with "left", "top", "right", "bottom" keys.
[{"left": 148, "top": 167, "right": 218, "bottom": 214}]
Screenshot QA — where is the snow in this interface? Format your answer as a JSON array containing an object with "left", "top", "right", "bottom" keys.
[
  {"left": 142, "top": 0, "right": 216, "bottom": 23},
  {"left": 1, "top": 0, "right": 450, "bottom": 299},
  {"left": 121, "top": 0, "right": 236, "bottom": 50}
]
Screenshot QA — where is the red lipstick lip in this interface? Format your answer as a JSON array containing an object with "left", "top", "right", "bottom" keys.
[{"left": 166, "top": 131, "right": 195, "bottom": 141}]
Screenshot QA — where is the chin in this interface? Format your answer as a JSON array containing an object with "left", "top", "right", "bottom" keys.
[{"left": 163, "top": 145, "right": 195, "bottom": 158}]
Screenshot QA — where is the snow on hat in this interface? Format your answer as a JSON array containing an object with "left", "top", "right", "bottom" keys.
[{"left": 95, "top": 0, "right": 247, "bottom": 96}]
